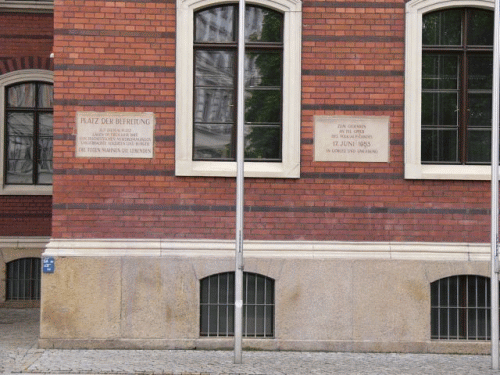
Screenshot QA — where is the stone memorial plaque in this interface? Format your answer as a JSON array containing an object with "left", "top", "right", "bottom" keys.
[
  {"left": 76, "top": 112, "right": 154, "bottom": 158},
  {"left": 314, "top": 115, "right": 390, "bottom": 163}
]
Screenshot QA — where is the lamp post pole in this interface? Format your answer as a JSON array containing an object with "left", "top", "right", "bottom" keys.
[
  {"left": 491, "top": 0, "right": 500, "bottom": 367},
  {"left": 234, "top": 0, "right": 246, "bottom": 364}
]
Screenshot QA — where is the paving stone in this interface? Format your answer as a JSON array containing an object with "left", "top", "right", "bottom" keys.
[{"left": 2, "top": 308, "right": 500, "bottom": 374}]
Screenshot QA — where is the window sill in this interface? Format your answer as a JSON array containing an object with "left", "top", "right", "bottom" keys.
[
  {"left": 175, "top": 160, "right": 300, "bottom": 179},
  {"left": 0, "top": 1, "right": 53, "bottom": 11},
  {"left": 405, "top": 164, "right": 491, "bottom": 181},
  {"left": 0, "top": 185, "right": 53, "bottom": 195}
]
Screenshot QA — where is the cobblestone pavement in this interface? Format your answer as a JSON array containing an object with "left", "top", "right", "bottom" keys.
[{"left": 3, "top": 308, "right": 500, "bottom": 375}]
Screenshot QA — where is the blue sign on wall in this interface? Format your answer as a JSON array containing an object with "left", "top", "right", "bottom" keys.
[{"left": 43, "top": 257, "right": 55, "bottom": 273}]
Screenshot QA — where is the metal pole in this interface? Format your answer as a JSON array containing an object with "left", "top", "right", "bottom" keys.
[
  {"left": 491, "top": 0, "right": 500, "bottom": 367},
  {"left": 234, "top": 0, "right": 245, "bottom": 364}
]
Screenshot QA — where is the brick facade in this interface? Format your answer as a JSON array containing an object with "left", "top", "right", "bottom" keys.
[
  {"left": 0, "top": 11, "right": 53, "bottom": 238},
  {"left": 49, "top": 0, "right": 490, "bottom": 243}
]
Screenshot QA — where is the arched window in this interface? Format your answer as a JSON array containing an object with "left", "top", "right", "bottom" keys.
[
  {"left": 193, "top": 5, "right": 283, "bottom": 162},
  {"left": 405, "top": 0, "right": 494, "bottom": 180},
  {"left": 6, "top": 257, "right": 41, "bottom": 301},
  {"left": 5, "top": 81, "right": 53, "bottom": 185},
  {"left": 200, "top": 271, "right": 274, "bottom": 337},
  {"left": 0, "top": 70, "right": 53, "bottom": 195},
  {"left": 421, "top": 8, "right": 493, "bottom": 164},
  {"left": 175, "top": 0, "right": 301, "bottom": 178},
  {"left": 431, "top": 275, "right": 498, "bottom": 340}
]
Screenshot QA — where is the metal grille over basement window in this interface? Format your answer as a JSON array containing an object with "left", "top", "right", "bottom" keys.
[
  {"left": 200, "top": 272, "right": 274, "bottom": 337},
  {"left": 6, "top": 257, "right": 41, "bottom": 300},
  {"left": 431, "top": 275, "right": 499, "bottom": 340}
]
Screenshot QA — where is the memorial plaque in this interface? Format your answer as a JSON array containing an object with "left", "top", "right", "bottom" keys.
[
  {"left": 76, "top": 112, "right": 155, "bottom": 158},
  {"left": 314, "top": 115, "right": 390, "bottom": 163}
]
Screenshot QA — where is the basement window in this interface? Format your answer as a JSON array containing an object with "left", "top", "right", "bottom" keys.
[{"left": 200, "top": 271, "right": 274, "bottom": 337}]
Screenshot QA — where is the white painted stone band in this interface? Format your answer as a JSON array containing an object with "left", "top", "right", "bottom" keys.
[{"left": 42, "top": 238, "right": 490, "bottom": 261}]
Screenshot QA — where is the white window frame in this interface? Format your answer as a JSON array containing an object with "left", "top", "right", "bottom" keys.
[
  {"left": 175, "top": 0, "right": 301, "bottom": 178},
  {"left": 0, "top": 1, "right": 53, "bottom": 11},
  {"left": 405, "top": 0, "right": 494, "bottom": 180},
  {"left": 0, "top": 70, "right": 54, "bottom": 195}
]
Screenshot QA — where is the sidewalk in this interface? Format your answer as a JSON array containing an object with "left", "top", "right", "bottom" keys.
[{"left": 2, "top": 308, "right": 500, "bottom": 375}]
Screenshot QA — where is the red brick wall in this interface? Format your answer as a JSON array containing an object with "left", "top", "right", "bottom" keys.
[
  {"left": 0, "top": 196, "right": 51, "bottom": 236},
  {"left": 0, "top": 12, "right": 53, "bottom": 58},
  {"left": 51, "top": 0, "right": 490, "bottom": 242},
  {"left": 1, "top": 11, "right": 54, "bottom": 237}
]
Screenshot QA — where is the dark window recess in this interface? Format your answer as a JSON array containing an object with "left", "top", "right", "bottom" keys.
[
  {"left": 431, "top": 275, "right": 500, "bottom": 340},
  {"left": 6, "top": 257, "right": 41, "bottom": 301},
  {"left": 200, "top": 271, "right": 274, "bottom": 337},
  {"left": 5, "top": 82, "right": 53, "bottom": 185},
  {"left": 421, "top": 8, "right": 493, "bottom": 164},
  {"left": 193, "top": 5, "right": 283, "bottom": 162}
]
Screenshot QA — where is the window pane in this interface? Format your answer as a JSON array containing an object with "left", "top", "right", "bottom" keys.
[
  {"left": 7, "top": 83, "right": 36, "bottom": 108},
  {"left": 209, "top": 275, "right": 218, "bottom": 304},
  {"left": 38, "top": 84, "right": 54, "bottom": 108},
  {"left": 439, "top": 308, "right": 448, "bottom": 337},
  {"left": 422, "top": 55, "right": 458, "bottom": 90},
  {"left": 449, "top": 307, "right": 458, "bottom": 338},
  {"left": 468, "top": 9, "right": 494, "bottom": 46},
  {"left": 468, "top": 93, "right": 492, "bottom": 127},
  {"left": 39, "top": 113, "right": 53, "bottom": 137},
  {"left": 421, "top": 92, "right": 458, "bottom": 126},
  {"left": 431, "top": 308, "right": 439, "bottom": 338},
  {"left": 195, "top": 51, "right": 234, "bottom": 87},
  {"left": 256, "top": 305, "right": 265, "bottom": 336},
  {"left": 449, "top": 276, "right": 458, "bottom": 307},
  {"left": 245, "top": 273, "right": 256, "bottom": 304},
  {"left": 265, "top": 278, "right": 274, "bottom": 304},
  {"left": 468, "top": 55, "right": 493, "bottom": 90},
  {"left": 38, "top": 135, "right": 53, "bottom": 185},
  {"left": 7, "top": 112, "right": 34, "bottom": 136},
  {"left": 467, "top": 276, "right": 476, "bottom": 307},
  {"left": 246, "top": 51, "right": 282, "bottom": 88},
  {"left": 244, "top": 126, "right": 281, "bottom": 160},
  {"left": 477, "top": 308, "right": 487, "bottom": 339},
  {"left": 194, "top": 88, "right": 234, "bottom": 124},
  {"left": 476, "top": 276, "right": 487, "bottom": 308},
  {"left": 209, "top": 305, "right": 218, "bottom": 335},
  {"left": 467, "top": 129, "right": 491, "bottom": 163},
  {"left": 245, "top": 6, "right": 283, "bottom": 43},
  {"left": 200, "top": 305, "right": 209, "bottom": 334},
  {"left": 245, "top": 305, "right": 256, "bottom": 335},
  {"left": 265, "top": 306, "right": 274, "bottom": 336},
  {"left": 421, "top": 129, "right": 458, "bottom": 163},
  {"left": 245, "top": 89, "right": 281, "bottom": 123},
  {"left": 431, "top": 282, "right": 439, "bottom": 306},
  {"left": 195, "top": 6, "right": 235, "bottom": 43},
  {"left": 194, "top": 124, "right": 232, "bottom": 159},
  {"left": 200, "top": 275, "right": 209, "bottom": 304},
  {"left": 468, "top": 308, "right": 477, "bottom": 338},
  {"left": 439, "top": 278, "right": 449, "bottom": 306},
  {"left": 219, "top": 273, "right": 229, "bottom": 304},
  {"left": 256, "top": 275, "right": 265, "bottom": 304},
  {"left": 228, "top": 272, "right": 235, "bottom": 304},
  {"left": 6, "top": 113, "right": 34, "bottom": 184},
  {"left": 219, "top": 304, "right": 228, "bottom": 335},
  {"left": 422, "top": 9, "right": 462, "bottom": 46}
]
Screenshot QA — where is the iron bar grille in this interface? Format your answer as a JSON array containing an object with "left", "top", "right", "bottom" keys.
[
  {"left": 431, "top": 275, "right": 499, "bottom": 340},
  {"left": 200, "top": 272, "right": 274, "bottom": 337},
  {"left": 6, "top": 258, "right": 41, "bottom": 300}
]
